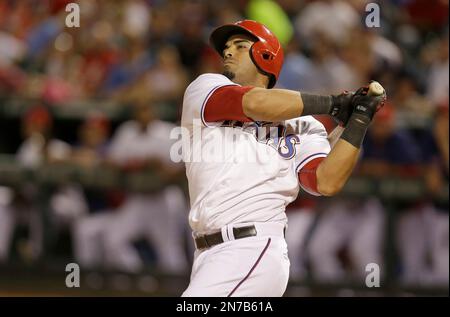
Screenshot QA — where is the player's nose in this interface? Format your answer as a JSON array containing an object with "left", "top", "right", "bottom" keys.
[
  {"left": 223, "top": 47, "right": 234, "bottom": 59},
  {"left": 224, "top": 51, "right": 232, "bottom": 59}
]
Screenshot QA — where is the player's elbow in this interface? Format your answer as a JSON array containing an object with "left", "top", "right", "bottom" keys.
[
  {"left": 316, "top": 163, "right": 347, "bottom": 196},
  {"left": 316, "top": 177, "right": 344, "bottom": 196}
]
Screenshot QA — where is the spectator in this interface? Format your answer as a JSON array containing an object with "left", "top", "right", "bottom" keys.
[
  {"left": 103, "top": 101, "right": 189, "bottom": 274},
  {"left": 0, "top": 105, "right": 75, "bottom": 262},
  {"left": 398, "top": 101, "right": 449, "bottom": 286},
  {"left": 70, "top": 113, "right": 118, "bottom": 269},
  {"left": 285, "top": 196, "right": 318, "bottom": 281},
  {"left": 424, "top": 35, "right": 449, "bottom": 107}
]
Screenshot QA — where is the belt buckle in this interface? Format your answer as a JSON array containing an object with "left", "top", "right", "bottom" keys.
[{"left": 233, "top": 225, "right": 257, "bottom": 239}]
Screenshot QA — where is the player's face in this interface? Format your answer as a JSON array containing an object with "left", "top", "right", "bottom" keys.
[{"left": 222, "top": 34, "right": 262, "bottom": 86}]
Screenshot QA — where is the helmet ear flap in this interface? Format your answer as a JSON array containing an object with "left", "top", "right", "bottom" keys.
[
  {"left": 250, "top": 41, "right": 273, "bottom": 74},
  {"left": 249, "top": 41, "right": 276, "bottom": 88}
]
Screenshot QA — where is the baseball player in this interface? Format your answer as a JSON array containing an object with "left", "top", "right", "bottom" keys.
[{"left": 180, "top": 20, "right": 386, "bottom": 297}]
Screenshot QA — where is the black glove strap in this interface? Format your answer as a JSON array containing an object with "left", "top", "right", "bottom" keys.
[
  {"left": 340, "top": 114, "right": 371, "bottom": 148},
  {"left": 300, "top": 93, "right": 332, "bottom": 116}
]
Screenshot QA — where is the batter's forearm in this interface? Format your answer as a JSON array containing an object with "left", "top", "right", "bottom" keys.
[
  {"left": 316, "top": 111, "right": 372, "bottom": 195},
  {"left": 242, "top": 88, "right": 302, "bottom": 121},
  {"left": 296, "top": 122, "right": 358, "bottom": 197},
  {"left": 316, "top": 140, "right": 360, "bottom": 196},
  {"left": 242, "top": 88, "right": 333, "bottom": 121}
]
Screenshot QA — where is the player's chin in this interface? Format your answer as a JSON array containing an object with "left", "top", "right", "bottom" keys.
[{"left": 222, "top": 69, "right": 235, "bottom": 80}]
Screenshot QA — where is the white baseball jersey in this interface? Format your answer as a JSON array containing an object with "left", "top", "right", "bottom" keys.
[{"left": 181, "top": 73, "right": 331, "bottom": 233}]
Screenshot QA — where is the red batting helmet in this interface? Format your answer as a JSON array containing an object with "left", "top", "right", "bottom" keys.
[{"left": 209, "top": 20, "right": 284, "bottom": 89}]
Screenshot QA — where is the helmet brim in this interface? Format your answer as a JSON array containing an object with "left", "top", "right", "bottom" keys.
[{"left": 209, "top": 24, "right": 258, "bottom": 57}]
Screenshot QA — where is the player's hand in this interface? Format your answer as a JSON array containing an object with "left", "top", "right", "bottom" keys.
[
  {"left": 351, "top": 84, "right": 387, "bottom": 121},
  {"left": 329, "top": 91, "right": 354, "bottom": 126}
]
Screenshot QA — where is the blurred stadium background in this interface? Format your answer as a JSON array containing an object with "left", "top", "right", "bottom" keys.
[{"left": 0, "top": 0, "right": 448, "bottom": 296}]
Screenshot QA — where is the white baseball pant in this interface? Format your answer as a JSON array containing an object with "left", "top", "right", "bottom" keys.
[{"left": 182, "top": 222, "right": 290, "bottom": 297}]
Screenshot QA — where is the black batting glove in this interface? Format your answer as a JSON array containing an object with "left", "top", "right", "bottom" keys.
[
  {"left": 329, "top": 91, "right": 354, "bottom": 126},
  {"left": 340, "top": 83, "right": 387, "bottom": 148},
  {"left": 351, "top": 85, "right": 387, "bottom": 122}
]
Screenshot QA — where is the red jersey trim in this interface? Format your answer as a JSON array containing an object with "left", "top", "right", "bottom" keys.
[
  {"left": 203, "top": 85, "right": 254, "bottom": 124},
  {"left": 298, "top": 157, "right": 325, "bottom": 196}
]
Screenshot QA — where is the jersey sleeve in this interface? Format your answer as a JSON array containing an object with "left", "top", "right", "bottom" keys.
[
  {"left": 204, "top": 85, "right": 254, "bottom": 123},
  {"left": 181, "top": 73, "right": 239, "bottom": 129},
  {"left": 292, "top": 117, "right": 331, "bottom": 196}
]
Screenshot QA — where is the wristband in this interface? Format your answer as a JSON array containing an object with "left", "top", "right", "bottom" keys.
[
  {"left": 340, "top": 113, "right": 371, "bottom": 148},
  {"left": 300, "top": 93, "right": 332, "bottom": 116}
]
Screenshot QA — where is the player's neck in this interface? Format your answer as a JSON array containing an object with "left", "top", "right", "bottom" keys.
[{"left": 236, "top": 76, "right": 268, "bottom": 89}]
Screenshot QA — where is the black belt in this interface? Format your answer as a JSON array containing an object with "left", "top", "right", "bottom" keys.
[{"left": 194, "top": 225, "right": 257, "bottom": 250}]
